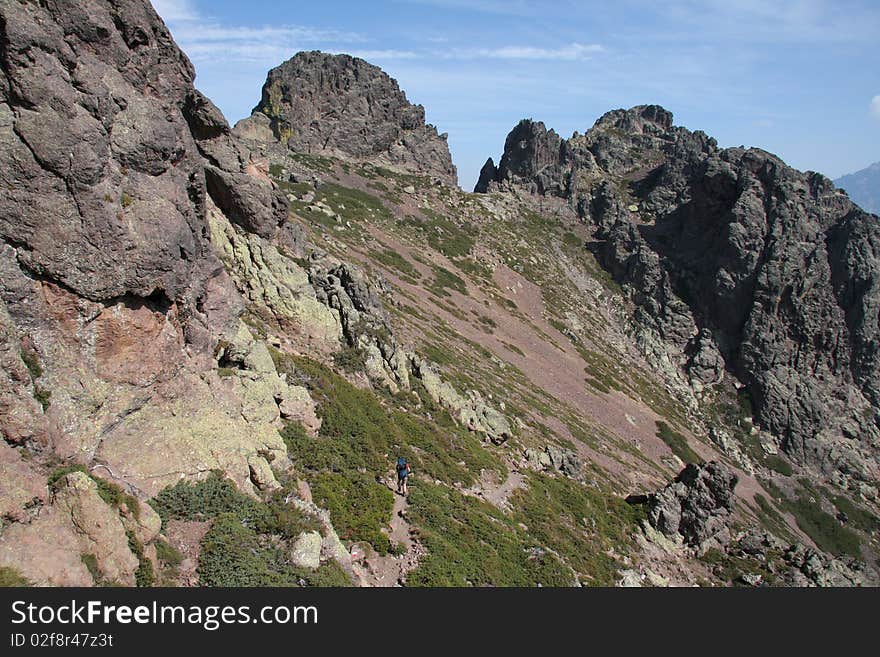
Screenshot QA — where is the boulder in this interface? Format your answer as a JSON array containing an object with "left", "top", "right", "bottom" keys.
[
  {"left": 0, "top": 472, "right": 138, "bottom": 586},
  {"left": 644, "top": 461, "right": 738, "bottom": 548},
  {"left": 290, "top": 531, "right": 323, "bottom": 570}
]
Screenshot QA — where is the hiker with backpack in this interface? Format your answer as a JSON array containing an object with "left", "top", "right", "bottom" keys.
[{"left": 396, "top": 456, "right": 411, "bottom": 496}]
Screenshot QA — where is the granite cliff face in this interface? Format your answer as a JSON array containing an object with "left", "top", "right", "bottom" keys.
[
  {"left": 237, "top": 51, "right": 457, "bottom": 185},
  {"left": 0, "top": 0, "right": 343, "bottom": 585},
  {"left": 477, "top": 105, "right": 880, "bottom": 491}
]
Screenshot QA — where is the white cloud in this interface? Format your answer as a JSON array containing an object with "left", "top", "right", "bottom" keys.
[
  {"left": 347, "top": 50, "right": 422, "bottom": 61},
  {"left": 450, "top": 43, "right": 604, "bottom": 61},
  {"left": 151, "top": 0, "right": 199, "bottom": 23},
  {"left": 153, "top": 0, "right": 364, "bottom": 65},
  {"left": 871, "top": 95, "right": 880, "bottom": 120}
]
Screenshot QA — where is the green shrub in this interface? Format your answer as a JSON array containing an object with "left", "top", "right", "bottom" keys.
[
  {"left": 406, "top": 481, "right": 571, "bottom": 587},
  {"left": 430, "top": 265, "right": 467, "bottom": 297},
  {"left": 700, "top": 547, "right": 779, "bottom": 586},
  {"left": 374, "top": 248, "right": 420, "bottom": 280},
  {"left": 20, "top": 348, "right": 42, "bottom": 379},
  {"left": 154, "top": 539, "right": 183, "bottom": 567},
  {"left": 81, "top": 554, "right": 101, "bottom": 583},
  {"left": 763, "top": 454, "right": 793, "bottom": 476},
  {"left": 299, "top": 561, "right": 353, "bottom": 587},
  {"left": 828, "top": 493, "right": 880, "bottom": 534},
  {"left": 198, "top": 513, "right": 282, "bottom": 587},
  {"left": 655, "top": 421, "right": 702, "bottom": 465},
  {"left": 310, "top": 472, "right": 393, "bottom": 555},
  {"left": 562, "top": 231, "right": 582, "bottom": 248},
  {"left": 332, "top": 345, "right": 365, "bottom": 373},
  {"left": 786, "top": 494, "right": 862, "bottom": 559},
  {"left": 34, "top": 386, "right": 51, "bottom": 410},
  {"left": 149, "top": 471, "right": 270, "bottom": 526},
  {"left": 149, "top": 471, "right": 320, "bottom": 540},
  {"left": 409, "top": 465, "right": 645, "bottom": 587},
  {"left": 127, "top": 531, "right": 154, "bottom": 587},
  {"left": 513, "top": 473, "right": 645, "bottom": 586},
  {"left": 197, "top": 513, "right": 342, "bottom": 587},
  {"left": 421, "top": 209, "right": 476, "bottom": 258},
  {"left": 0, "top": 566, "right": 32, "bottom": 587}
]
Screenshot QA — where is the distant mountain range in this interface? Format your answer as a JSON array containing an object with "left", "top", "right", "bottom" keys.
[{"left": 835, "top": 161, "right": 880, "bottom": 214}]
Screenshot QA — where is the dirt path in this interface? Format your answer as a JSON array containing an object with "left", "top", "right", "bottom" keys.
[
  {"left": 462, "top": 468, "right": 527, "bottom": 511},
  {"left": 358, "top": 481, "right": 423, "bottom": 587}
]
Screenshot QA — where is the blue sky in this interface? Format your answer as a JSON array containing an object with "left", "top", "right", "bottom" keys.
[{"left": 154, "top": 0, "right": 880, "bottom": 189}]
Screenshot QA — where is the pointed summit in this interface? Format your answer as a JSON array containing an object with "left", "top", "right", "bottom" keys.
[{"left": 238, "top": 51, "right": 457, "bottom": 185}]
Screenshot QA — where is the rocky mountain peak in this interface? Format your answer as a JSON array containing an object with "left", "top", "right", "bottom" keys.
[
  {"left": 476, "top": 103, "right": 880, "bottom": 491},
  {"left": 237, "top": 50, "right": 457, "bottom": 185},
  {"left": 592, "top": 104, "right": 674, "bottom": 135},
  {"left": 475, "top": 104, "right": 683, "bottom": 195}
]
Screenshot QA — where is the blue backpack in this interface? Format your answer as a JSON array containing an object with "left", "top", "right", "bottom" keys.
[{"left": 397, "top": 457, "right": 408, "bottom": 477}]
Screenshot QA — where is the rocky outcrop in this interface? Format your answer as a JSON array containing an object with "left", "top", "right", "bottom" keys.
[
  {"left": 643, "top": 461, "right": 738, "bottom": 548},
  {"left": 408, "top": 355, "right": 512, "bottom": 444},
  {"left": 290, "top": 530, "right": 323, "bottom": 570},
  {"left": 724, "top": 529, "right": 874, "bottom": 587},
  {"left": 239, "top": 51, "right": 457, "bottom": 185},
  {"left": 523, "top": 444, "right": 582, "bottom": 478},
  {"left": 0, "top": 0, "right": 311, "bottom": 586},
  {"left": 475, "top": 119, "right": 566, "bottom": 196},
  {"left": 478, "top": 105, "right": 880, "bottom": 489},
  {"left": 208, "top": 205, "right": 342, "bottom": 352},
  {"left": 184, "top": 90, "right": 290, "bottom": 239},
  {"left": 0, "top": 472, "right": 140, "bottom": 586},
  {"left": 0, "top": 0, "right": 208, "bottom": 304}
]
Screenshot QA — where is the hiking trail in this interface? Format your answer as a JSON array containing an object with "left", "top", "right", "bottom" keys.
[{"left": 357, "top": 477, "right": 424, "bottom": 586}]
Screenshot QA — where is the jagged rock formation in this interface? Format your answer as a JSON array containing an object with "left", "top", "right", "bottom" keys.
[
  {"left": 0, "top": 471, "right": 158, "bottom": 586},
  {"left": 642, "top": 461, "right": 738, "bottom": 548},
  {"left": 0, "top": 0, "right": 319, "bottom": 585},
  {"left": 478, "top": 106, "right": 880, "bottom": 491},
  {"left": 722, "top": 529, "right": 873, "bottom": 587},
  {"left": 2, "top": 0, "right": 875, "bottom": 589},
  {"left": 237, "top": 51, "right": 457, "bottom": 185},
  {"left": 523, "top": 445, "right": 583, "bottom": 479}
]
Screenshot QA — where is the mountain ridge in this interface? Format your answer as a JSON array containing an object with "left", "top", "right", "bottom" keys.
[
  {"left": 834, "top": 161, "right": 880, "bottom": 215},
  {"left": 0, "top": 1, "right": 877, "bottom": 588}
]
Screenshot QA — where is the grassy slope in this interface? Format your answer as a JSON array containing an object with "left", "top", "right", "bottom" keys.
[{"left": 148, "top": 153, "right": 878, "bottom": 586}]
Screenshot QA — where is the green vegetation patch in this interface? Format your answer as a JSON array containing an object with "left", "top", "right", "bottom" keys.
[
  {"left": 20, "top": 348, "right": 42, "bottom": 379},
  {"left": 0, "top": 566, "right": 32, "bottom": 587},
  {"left": 430, "top": 265, "right": 468, "bottom": 297},
  {"left": 512, "top": 473, "right": 645, "bottom": 586},
  {"left": 310, "top": 472, "right": 394, "bottom": 555},
  {"left": 128, "top": 531, "right": 154, "bottom": 587},
  {"left": 700, "top": 546, "right": 780, "bottom": 586},
  {"left": 288, "top": 152, "right": 336, "bottom": 175},
  {"left": 785, "top": 494, "right": 862, "bottom": 559},
  {"left": 826, "top": 492, "right": 880, "bottom": 534},
  {"left": 197, "top": 513, "right": 351, "bottom": 587},
  {"left": 421, "top": 209, "right": 477, "bottom": 258},
  {"left": 407, "top": 474, "right": 643, "bottom": 587},
  {"left": 373, "top": 247, "right": 420, "bottom": 282},
  {"left": 655, "top": 421, "right": 702, "bottom": 464},
  {"left": 406, "top": 481, "right": 572, "bottom": 587},
  {"left": 762, "top": 479, "right": 863, "bottom": 559},
  {"left": 149, "top": 471, "right": 320, "bottom": 540},
  {"left": 272, "top": 351, "right": 507, "bottom": 554}
]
